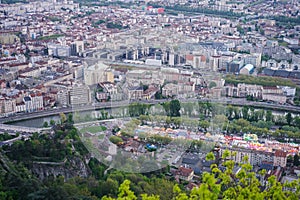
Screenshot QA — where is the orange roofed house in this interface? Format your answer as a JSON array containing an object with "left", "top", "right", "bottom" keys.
[{"left": 175, "top": 167, "right": 194, "bottom": 181}]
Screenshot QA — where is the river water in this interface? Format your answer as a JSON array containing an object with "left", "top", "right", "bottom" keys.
[
  {"left": 10, "top": 107, "right": 128, "bottom": 128},
  {"left": 9, "top": 107, "right": 298, "bottom": 128}
]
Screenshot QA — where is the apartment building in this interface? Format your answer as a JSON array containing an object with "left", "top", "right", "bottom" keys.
[
  {"left": 23, "top": 93, "right": 43, "bottom": 112},
  {"left": 0, "top": 97, "right": 16, "bottom": 116},
  {"left": 219, "top": 147, "right": 288, "bottom": 168},
  {"left": 274, "top": 150, "right": 288, "bottom": 168},
  {"left": 69, "top": 84, "right": 91, "bottom": 106},
  {"left": 126, "top": 86, "right": 143, "bottom": 100}
]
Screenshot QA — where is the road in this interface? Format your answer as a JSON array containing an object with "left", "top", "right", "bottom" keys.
[
  {"left": 0, "top": 124, "right": 44, "bottom": 133},
  {"left": 0, "top": 98, "right": 299, "bottom": 124}
]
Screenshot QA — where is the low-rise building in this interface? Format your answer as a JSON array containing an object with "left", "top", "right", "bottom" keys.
[
  {"left": 126, "top": 86, "right": 143, "bottom": 100},
  {"left": 162, "top": 83, "right": 178, "bottom": 97},
  {"left": 175, "top": 167, "right": 194, "bottom": 181}
]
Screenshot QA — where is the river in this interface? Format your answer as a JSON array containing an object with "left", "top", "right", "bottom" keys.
[
  {"left": 10, "top": 107, "right": 129, "bottom": 128},
  {"left": 9, "top": 106, "right": 298, "bottom": 128}
]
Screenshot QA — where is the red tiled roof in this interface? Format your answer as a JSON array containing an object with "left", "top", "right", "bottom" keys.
[
  {"left": 274, "top": 150, "right": 288, "bottom": 157},
  {"left": 176, "top": 167, "right": 193, "bottom": 177}
]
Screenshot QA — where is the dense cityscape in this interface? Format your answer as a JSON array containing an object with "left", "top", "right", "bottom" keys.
[{"left": 0, "top": 0, "right": 300, "bottom": 199}]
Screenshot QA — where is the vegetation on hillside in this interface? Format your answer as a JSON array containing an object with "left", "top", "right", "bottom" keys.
[
  {"left": 1, "top": 109, "right": 300, "bottom": 199},
  {"left": 103, "top": 151, "right": 300, "bottom": 200}
]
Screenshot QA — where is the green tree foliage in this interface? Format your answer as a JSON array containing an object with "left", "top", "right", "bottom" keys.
[
  {"left": 293, "top": 116, "right": 300, "bottom": 129},
  {"left": 43, "top": 121, "right": 49, "bottom": 128},
  {"left": 38, "top": 34, "right": 65, "bottom": 40},
  {"left": 294, "top": 154, "right": 300, "bottom": 166},
  {"left": 272, "top": 15, "right": 300, "bottom": 25},
  {"left": 208, "top": 81, "right": 217, "bottom": 89},
  {"left": 161, "top": 4, "right": 243, "bottom": 19},
  {"left": 50, "top": 119, "right": 56, "bottom": 126},
  {"left": 106, "top": 22, "right": 128, "bottom": 30},
  {"left": 60, "top": 113, "right": 67, "bottom": 124},
  {"left": 236, "top": 25, "right": 245, "bottom": 35},
  {"left": 0, "top": 132, "right": 16, "bottom": 141},
  {"left": 163, "top": 100, "right": 181, "bottom": 117},
  {"left": 225, "top": 74, "right": 296, "bottom": 87},
  {"left": 105, "top": 155, "right": 300, "bottom": 200},
  {"left": 205, "top": 152, "right": 215, "bottom": 161},
  {"left": 102, "top": 179, "right": 161, "bottom": 200},
  {"left": 109, "top": 136, "right": 123, "bottom": 145},
  {"left": 170, "top": 100, "right": 181, "bottom": 117},
  {"left": 1, "top": 119, "right": 300, "bottom": 199},
  {"left": 67, "top": 113, "right": 74, "bottom": 124},
  {"left": 266, "top": 110, "right": 274, "bottom": 122},
  {"left": 129, "top": 103, "right": 150, "bottom": 117},
  {"left": 199, "top": 120, "right": 210, "bottom": 130},
  {"left": 286, "top": 112, "right": 293, "bottom": 125}
]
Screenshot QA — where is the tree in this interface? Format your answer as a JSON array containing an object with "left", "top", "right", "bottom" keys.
[
  {"left": 208, "top": 81, "right": 217, "bottom": 89},
  {"left": 225, "top": 105, "right": 234, "bottom": 119},
  {"left": 294, "top": 154, "right": 300, "bottom": 166},
  {"left": 294, "top": 116, "right": 300, "bottom": 128},
  {"left": 43, "top": 121, "right": 49, "bottom": 128},
  {"left": 100, "top": 178, "right": 119, "bottom": 198},
  {"left": 206, "top": 152, "right": 215, "bottom": 161},
  {"left": 67, "top": 113, "right": 74, "bottom": 124},
  {"left": 60, "top": 113, "right": 67, "bottom": 124},
  {"left": 211, "top": 114, "right": 228, "bottom": 131},
  {"left": 234, "top": 118, "right": 250, "bottom": 127},
  {"left": 266, "top": 110, "right": 273, "bottom": 122},
  {"left": 109, "top": 136, "right": 123, "bottom": 145},
  {"left": 256, "top": 110, "right": 265, "bottom": 121},
  {"left": 117, "top": 180, "right": 137, "bottom": 200},
  {"left": 199, "top": 120, "right": 210, "bottom": 130},
  {"left": 241, "top": 106, "right": 249, "bottom": 120},
  {"left": 286, "top": 112, "right": 293, "bottom": 125},
  {"left": 172, "top": 184, "right": 188, "bottom": 200},
  {"left": 237, "top": 25, "right": 245, "bottom": 35},
  {"left": 50, "top": 119, "right": 56, "bottom": 126},
  {"left": 102, "top": 180, "right": 160, "bottom": 200},
  {"left": 169, "top": 100, "right": 181, "bottom": 117}
]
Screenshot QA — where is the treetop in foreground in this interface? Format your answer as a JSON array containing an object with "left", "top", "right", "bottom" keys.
[{"left": 102, "top": 151, "right": 300, "bottom": 200}]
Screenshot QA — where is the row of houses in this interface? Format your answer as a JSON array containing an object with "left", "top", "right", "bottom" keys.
[
  {"left": 126, "top": 84, "right": 160, "bottom": 100},
  {"left": 0, "top": 92, "right": 44, "bottom": 116},
  {"left": 224, "top": 83, "right": 296, "bottom": 103},
  {"left": 162, "top": 82, "right": 195, "bottom": 97}
]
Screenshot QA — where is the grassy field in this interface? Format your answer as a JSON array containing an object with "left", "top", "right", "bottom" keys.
[
  {"left": 80, "top": 125, "right": 107, "bottom": 134},
  {"left": 38, "top": 34, "right": 64, "bottom": 40}
]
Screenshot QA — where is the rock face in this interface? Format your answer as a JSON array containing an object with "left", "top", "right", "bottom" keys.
[{"left": 31, "top": 156, "right": 91, "bottom": 180}]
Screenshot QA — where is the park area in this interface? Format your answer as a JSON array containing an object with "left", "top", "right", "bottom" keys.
[{"left": 80, "top": 125, "right": 107, "bottom": 134}]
